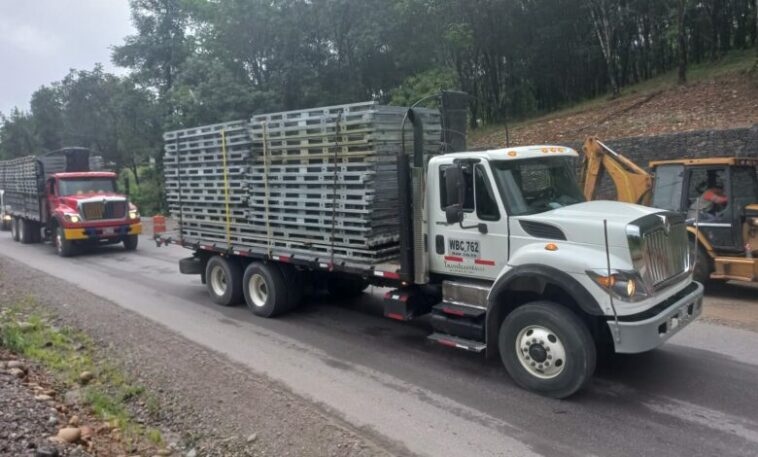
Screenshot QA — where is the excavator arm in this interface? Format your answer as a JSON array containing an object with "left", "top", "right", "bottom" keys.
[{"left": 580, "top": 136, "right": 653, "bottom": 205}]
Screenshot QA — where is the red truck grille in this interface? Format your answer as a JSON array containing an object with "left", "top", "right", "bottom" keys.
[{"left": 80, "top": 200, "right": 127, "bottom": 220}]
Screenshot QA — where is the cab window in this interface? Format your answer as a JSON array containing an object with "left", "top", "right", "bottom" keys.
[
  {"left": 651, "top": 165, "right": 684, "bottom": 211},
  {"left": 439, "top": 163, "right": 500, "bottom": 221},
  {"left": 440, "top": 164, "right": 474, "bottom": 212},
  {"left": 475, "top": 165, "right": 500, "bottom": 221}
]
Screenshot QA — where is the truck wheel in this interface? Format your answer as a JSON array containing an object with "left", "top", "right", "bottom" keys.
[
  {"left": 278, "top": 264, "right": 304, "bottom": 310},
  {"left": 205, "top": 256, "right": 243, "bottom": 306},
  {"left": 55, "top": 226, "right": 75, "bottom": 257},
  {"left": 11, "top": 217, "right": 20, "bottom": 242},
  {"left": 689, "top": 240, "right": 711, "bottom": 284},
  {"left": 326, "top": 277, "right": 369, "bottom": 299},
  {"left": 242, "top": 262, "right": 291, "bottom": 317},
  {"left": 123, "top": 235, "right": 139, "bottom": 251},
  {"left": 19, "top": 218, "right": 33, "bottom": 244},
  {"left": 498, "top": 301, "right": 596, "bottom": 399}
]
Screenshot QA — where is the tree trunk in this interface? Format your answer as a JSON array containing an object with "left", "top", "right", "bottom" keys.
[
  {"left": 589, "top": 0, "right": 620, "bottom": 97},
  {"left": 678, "top": 0, "right": 688, "bottom": 84}
]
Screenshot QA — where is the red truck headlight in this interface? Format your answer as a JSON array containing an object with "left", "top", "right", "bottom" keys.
[{"left": 129, "top": 209, "right": 139, "bottom": 220}]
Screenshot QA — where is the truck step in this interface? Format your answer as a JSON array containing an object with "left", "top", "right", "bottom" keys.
[
  {"left": 383, "top": 287, "right": 440, "bottom": 321},
  {"left": 432, "top": 302, "right": 485, "bottom": 318},
  {"left": 430, "top": 308, "right": 485, "bottom": 341},
  {"left": 428, "top": 333, "right": 486, "bottom": 353}
]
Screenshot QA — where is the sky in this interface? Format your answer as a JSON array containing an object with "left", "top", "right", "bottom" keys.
[{"left": 0, "top": 1, "right": 135, "bottom": 115}]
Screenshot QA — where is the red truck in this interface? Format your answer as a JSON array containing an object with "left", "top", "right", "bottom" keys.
[{"left": 0, "top": 148, "right": 141, "bottom": 256}]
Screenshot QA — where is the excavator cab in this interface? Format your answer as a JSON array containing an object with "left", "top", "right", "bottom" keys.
[
  {"left": 650, "top": 158, "right": 758, "bottom": 282},
  {"left": 579, "top": 136, "right": 757, "bottom": 284}
]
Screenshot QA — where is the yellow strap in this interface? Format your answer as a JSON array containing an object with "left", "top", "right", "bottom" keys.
[
  {"left": 221, "top": 129, "right": 232, "bottom": 247},
  {"left": 262, "top": 122, "right": 273, "bottom": 255}
]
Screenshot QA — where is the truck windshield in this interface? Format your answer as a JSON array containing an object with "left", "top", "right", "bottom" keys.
[
  {"left": 490, "top": 157, "right": 585, "bottom": 216},
  {"left": 58, "top": 178, "right": 116, "bottom": 196}
]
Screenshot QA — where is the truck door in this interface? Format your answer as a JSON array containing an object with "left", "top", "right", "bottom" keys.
[{"left": 429, "top": 160, "right": 508, "bottom": 280}]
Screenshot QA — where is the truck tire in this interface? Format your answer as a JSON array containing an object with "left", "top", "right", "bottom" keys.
[
  {"left": 123, "top": 235, "right": 139, "bottom": 251},
  {"left": 278, "top": 263, "right": 304, "bottom": 310},
  {"left": 242, "top": 262, "right": 291, "bottom": 317},
  {"left": 11, "top": 217, "right": 20, "bottom": 242},
  {"left": 55, "top": 226, "right": 75, "bottom": 257},
  {"left": 498, "top": 301, "right": 596, "bottom": 399},
  {"left": 19, "top": 218, "right": 33, "bottom": 244},
  {"left": 205, "top": 256, "right": 243, "bottom": 306},
  {"left": 326, "top": 276, "right": 369, "bottom": 299}
]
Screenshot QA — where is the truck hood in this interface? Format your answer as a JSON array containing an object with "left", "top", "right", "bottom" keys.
[
  {"left": 58, "top": 193, "right": 127, "bottom": 210},
  {"left": 516, "top": 200, "right": 662, "bottom": 247}
]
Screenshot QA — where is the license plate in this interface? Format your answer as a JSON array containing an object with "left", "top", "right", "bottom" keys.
[{"left": 102, "top": 228, "right": 115, "bottom": 236}]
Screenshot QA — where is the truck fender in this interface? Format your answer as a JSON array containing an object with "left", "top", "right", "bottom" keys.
[{"left": 485, "top": 264, "right": 603, "bottom": 357}]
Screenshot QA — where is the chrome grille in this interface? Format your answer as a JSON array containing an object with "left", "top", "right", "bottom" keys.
[
  {"left": 80, "top": 200, "right": 127, "bottom": 221},
  {"left": 641, "top": 223, "right": 688, "bottom": 286}
]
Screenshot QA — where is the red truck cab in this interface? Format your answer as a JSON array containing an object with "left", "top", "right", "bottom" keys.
[{"left": 47, "top": 171, "right": 142, "bottom": 256}]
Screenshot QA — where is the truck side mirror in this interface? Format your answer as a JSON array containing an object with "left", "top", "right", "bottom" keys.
[
  {"left": 445, "top": 165, "right": 465, "bottom": 207},
  {"left": 445, "top": 204, "right": 464, "bottom": 224}
]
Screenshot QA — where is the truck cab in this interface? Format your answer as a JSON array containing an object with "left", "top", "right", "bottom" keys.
[
  {"left": 46, "top": 171, "right": 142, "bottom": 256},
  {"left": 421, "top": 146, "right": 703, "bottom": 397}
]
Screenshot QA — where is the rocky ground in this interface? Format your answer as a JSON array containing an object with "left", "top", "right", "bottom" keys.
[{"left": 0, "top": 257, "right": 398, "bottom": 457}]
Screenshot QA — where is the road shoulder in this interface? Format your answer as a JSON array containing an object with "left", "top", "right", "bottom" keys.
[{"left": 0, "top": 255, "right": 402, "bottom": 457}]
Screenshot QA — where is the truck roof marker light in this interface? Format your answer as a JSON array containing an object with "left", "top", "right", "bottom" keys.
[
  {"left": 545, "top": 243, "right": 558, "bottom": 251},
  {"left": 541, "top": 148, "right": 549, "bottom": 153},
  {"left": 507, "top": 150, "right": 517, "bottom": 157}
]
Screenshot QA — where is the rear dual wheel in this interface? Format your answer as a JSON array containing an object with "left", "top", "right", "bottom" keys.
[
  {"left": 10, "top": 217, "right": 20, "bottom": 242},
  {"left": 17, "top": 218, "right": 40, "bottom": 244},
  {"left": 242, "top": 262, "right": 303, "bottom": 317},
  {"left": 205, "top": 256, "right": 243, "bottom": 306}
]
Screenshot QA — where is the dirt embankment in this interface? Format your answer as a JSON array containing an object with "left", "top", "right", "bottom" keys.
[{"left": 472, "top": 71, "right": 758, "bottom": 149}]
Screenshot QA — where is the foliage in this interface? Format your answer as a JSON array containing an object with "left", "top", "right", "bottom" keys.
[{"left": 1, "top": 0, "right": 756, "bottom": 192}]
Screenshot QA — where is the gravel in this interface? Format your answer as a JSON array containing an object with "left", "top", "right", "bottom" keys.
[
  {"left": 0, "top": 256, "right": 400, "bottom": 457},
  {"left": 0, "top": 356, "right": 84, "bottom": 457}
]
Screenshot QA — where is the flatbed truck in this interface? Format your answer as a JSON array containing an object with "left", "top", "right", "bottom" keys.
[
  {"left": 0, "top": 148, "right": 142, "bottom": 256},
  {"left": 160, "top": 107, "right": 703, "bottom": 398}
]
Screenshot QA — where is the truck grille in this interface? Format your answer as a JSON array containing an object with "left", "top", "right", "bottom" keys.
[
  {"left": 80, "top": 200, "right": 127, "bottom": 221},
  {"left": 629, "top": 213, "right": 689, "bottom": 288}
]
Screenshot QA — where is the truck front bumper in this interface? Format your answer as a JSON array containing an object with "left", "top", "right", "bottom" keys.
[
  {"left": 64, "top": 223, "right": 142, "bottom": 241},
  {"left": 610, "top": 281, "right": 704, "bottom": 354}
]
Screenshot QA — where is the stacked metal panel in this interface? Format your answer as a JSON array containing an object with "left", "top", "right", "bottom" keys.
[
  {"left": 163, "top": 102, "right": 442, "bottom": 267},
  {"left": 163, "top": 120, "right": 253, "bottom": 247},
  {"left": 0, "top": 156, "right": 43, "bottom": 220}
]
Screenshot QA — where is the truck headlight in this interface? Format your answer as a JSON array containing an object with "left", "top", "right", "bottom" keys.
[
  {"left": 587, "top": 269, "right": 649, "bottom": 302},
  {"left": 129, "top": 210, "right": 139, "bottom": 220},
  {"left": 64, "top": 213, "right": 81, "bottom": 223}
]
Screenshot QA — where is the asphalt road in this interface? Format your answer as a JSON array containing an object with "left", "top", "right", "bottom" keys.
[{"left": 2, "top": 233, "right": 758, "bottom": 457}]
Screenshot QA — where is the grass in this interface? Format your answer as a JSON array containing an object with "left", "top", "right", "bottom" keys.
[
  {"left": 0, "top": 300, "right": 163, "bottom": 447},
  {"left": 470, "top": 49, "right": 757, "bottom": 143}
]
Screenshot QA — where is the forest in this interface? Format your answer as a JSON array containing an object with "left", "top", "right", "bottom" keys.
[{"left": 0, "top": 0, "right": 756, "bottom": 213}]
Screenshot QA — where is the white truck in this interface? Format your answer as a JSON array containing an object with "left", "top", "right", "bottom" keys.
[{"left": 162, "top": 104, "right": 703, "bottom": 398}]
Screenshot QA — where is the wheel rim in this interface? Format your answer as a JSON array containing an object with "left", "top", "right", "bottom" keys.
[
  {"left": 515, "top": 325, "right": 566, "bottom": 379},
  {"left": 56, "top": 232, "right": 63, "bottom": 253},
  {"left": 209, "top": 265, "right": 228, "bottom": 297},
  {"left": 248, "top": 274, "right": 268, "bottom": 307},
  {"left": 11, "top": 220, "right": 17, "bottom": 238}
]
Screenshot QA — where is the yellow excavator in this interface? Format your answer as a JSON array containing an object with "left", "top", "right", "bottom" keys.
[{"left": 580, "top": 136, "right": 758, "bottom": 284}]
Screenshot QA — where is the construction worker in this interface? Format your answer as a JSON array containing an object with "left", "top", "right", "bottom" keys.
[{"left": 688, "top": 170, "right": 728, "bottom": 220}]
